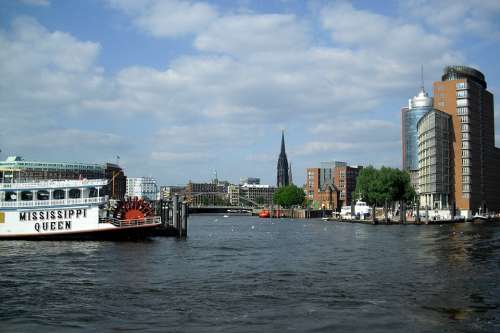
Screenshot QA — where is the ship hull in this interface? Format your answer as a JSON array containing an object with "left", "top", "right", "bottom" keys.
[{"left": 0, "top": 223, "right": 161, "bottom": 240}]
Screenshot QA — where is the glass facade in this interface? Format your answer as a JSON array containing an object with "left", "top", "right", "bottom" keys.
[
  {"left": 417, "top": 110, "right": 452, "bottom": 209},
  {"left": 402, "top": 89, "right": 434, "bottom": 172}
]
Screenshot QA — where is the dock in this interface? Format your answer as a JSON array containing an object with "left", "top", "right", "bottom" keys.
[{"left": 152, "top": 195, "right": 189, "bottom": 238}]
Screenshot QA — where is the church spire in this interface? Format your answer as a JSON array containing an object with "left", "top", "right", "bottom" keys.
[
  {"left": 280, "top": 130, "right": 287, "bottom": 155},
  {"left": 277, "top": 131, "right": 289, "bottom": 187}
]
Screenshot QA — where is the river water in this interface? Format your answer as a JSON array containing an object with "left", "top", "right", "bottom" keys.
[{"left": 1, "top": 216, "right": 499, "bottom": 332}]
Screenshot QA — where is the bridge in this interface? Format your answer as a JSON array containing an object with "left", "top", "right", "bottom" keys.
[{"left": 186, "top": 191, "right": 266, "bottom": 209}]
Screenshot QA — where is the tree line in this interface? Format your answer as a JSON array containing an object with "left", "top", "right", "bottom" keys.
[{"left": 354, "top": 166, "right": 416, "bottom": 221}]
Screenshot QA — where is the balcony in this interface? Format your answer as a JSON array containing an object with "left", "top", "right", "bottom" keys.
[
  {"left": 0, "top": 196, "right": 106, "bottom": 208},
  {"left": 0, "top": 179, "right": 108, "bottom": 190}
]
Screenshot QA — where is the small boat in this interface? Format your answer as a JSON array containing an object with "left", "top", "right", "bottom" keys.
[
  {"left": 258, "top": 209, "right": 270, "bottom": 218},
  {"left": 472, "top": 213, "right": 488, "bottom": 221},
  {"left": 340, "top": 199, "right": 372, "bottom": 220}
]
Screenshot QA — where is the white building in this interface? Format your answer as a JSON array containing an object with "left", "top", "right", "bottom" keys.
[
  {"left": 228, "top": 183, "right": 276, "bottom": 206},
  {"left": 126, "top": 177, "right": 157, "bottom": 200}
]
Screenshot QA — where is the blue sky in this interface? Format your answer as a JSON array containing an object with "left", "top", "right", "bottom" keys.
[{"left": 1, "top": 0, "right": 500, "bottom": 186}]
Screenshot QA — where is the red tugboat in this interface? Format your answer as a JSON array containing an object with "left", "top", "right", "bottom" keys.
[{"left": 258, "top": 209, "right": 270, "bottom": 218}]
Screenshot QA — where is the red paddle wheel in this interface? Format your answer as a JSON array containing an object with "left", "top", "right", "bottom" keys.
[{"left": 113, "top": 197, "right": 155, "bottom": 220}]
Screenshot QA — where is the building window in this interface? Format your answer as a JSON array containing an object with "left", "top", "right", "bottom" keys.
[
  {"left": 456, "top": 82, "right": 466, "bottom": 89},
  {"left": 457, "top": 99, "right": 468, "bottom": 107},
  {"left": 456, "top": 90, "right": 467, "bottom": 98}
]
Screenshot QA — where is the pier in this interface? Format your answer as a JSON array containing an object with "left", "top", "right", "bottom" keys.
[{"left": 153, "top": 195, "right": 189, "bottom": 238}]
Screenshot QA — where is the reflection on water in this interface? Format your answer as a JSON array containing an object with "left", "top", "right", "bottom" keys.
[{"left": 0, "top": 216, "right": 499, "bottom": 332}]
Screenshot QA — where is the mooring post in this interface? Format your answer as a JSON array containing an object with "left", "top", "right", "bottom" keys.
[
  {"left": 181, "top": 201, "right": 188, "bottom": 238},
  {"left": 158, "top": 199, "right": 165, "bottom": 227},
  {"left": 172, "top": 194, "right": 179, "bottom": 234}
]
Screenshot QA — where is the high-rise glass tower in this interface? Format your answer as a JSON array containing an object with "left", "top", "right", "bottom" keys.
[{"left": 402, "top": 87, "right": 433, "bottom": 189}]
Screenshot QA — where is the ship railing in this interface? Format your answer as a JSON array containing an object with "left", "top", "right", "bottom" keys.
[
  {"left": 99, "top": 216, "right": 162, "bottom": 228},
  {"left": 0, "top": 179, "right": 108, "bottom": 190},
  {"left": 0, "top": 197, "right": 106, "bottom": 208}
]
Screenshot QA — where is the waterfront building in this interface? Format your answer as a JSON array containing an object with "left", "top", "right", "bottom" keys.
[
  {"left": 228, "top": 183, "right": 277, "bottom": 206},
  {"left": 402, "top": 87, "right": 434, "bottom": 190},
  {"left": 432, "top": 65, "right": 500, "bottom": 216},
  {"left": 228, "top": 185, "right": 241, "bottom": 206},
  {"left": 417, "top": 110, "right": 452, "bottom": 210},
  {"left": 159, "top": 185, "right": 185, "bottom": 200},
  {"left": 104, "top": 163, "right": 126, "bottom": 200},
  {"left": 185, "top": 181, "right": 229, "bottom": 206},
  {"left": 306, "top": 167, "right": 339, "bottom": 210},
  {"left": 239, "top": 177, "right": 260, "bottom": 185},
  {"left": 241, "top": 183, "right": 276, "bottom": 206},
  {"left": 334, "top": 165, "right": 362, "bottom": 206},
  {"left": 320, "top": 161, "right": 347, "bottom": 169},
  {"left": 277, "top": 131, "right": 289, "bottom": 187},
  {"left": 306, "top": 162, "right": 361, "bottom": 210},
  {"left": 126, "top": 177, "right": 157, "bottom": 201}
]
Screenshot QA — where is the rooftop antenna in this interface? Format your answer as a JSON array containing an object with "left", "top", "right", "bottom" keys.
[{"left": 420, "top": 64, "right": 425, "bottom": 92}]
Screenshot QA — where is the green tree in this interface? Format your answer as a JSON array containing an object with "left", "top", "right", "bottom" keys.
[
  {"left": 273, "top": 185, "right": 305, "bottom": 208},
  {"left": 355, "top": 166, "right": 415, "bottom": 222}
]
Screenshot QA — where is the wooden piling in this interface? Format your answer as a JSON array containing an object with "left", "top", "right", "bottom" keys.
[
  {"left": 181, "top": 201, "right": 188, "bottom": 238},
  {"left": 172, "top": 195, "right": 179, "bottom": 234}
]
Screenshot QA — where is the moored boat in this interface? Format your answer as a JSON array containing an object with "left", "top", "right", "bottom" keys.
[
  {"left": 258, "top": 209, "right": 270, "bottom": 218},
  {"left": 0, "top": 179, "right": 161, "bottom": 239}
]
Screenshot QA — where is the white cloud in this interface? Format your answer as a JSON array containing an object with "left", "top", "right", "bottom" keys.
[
  {"left": 106, "top": 0, "right": 218, "bottom": 37},
  {"left": 0, "top": 16, "right": 104, "bottom": 120},
  {"left": 195, "top": 14, "right": 309, "bottom": 55},
  {"left": 320, "top": 2, "right": 459, "bottom": 62},
  {"left": 400, "top": 0, "right": 500, "bottom": 38}
]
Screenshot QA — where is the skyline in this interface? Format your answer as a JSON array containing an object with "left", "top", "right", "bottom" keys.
[{"left": 1, "top": 0, "right": 500, "bottom": 185}]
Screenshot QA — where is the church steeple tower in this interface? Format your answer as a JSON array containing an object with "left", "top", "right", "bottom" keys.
[{"left": 277, "top": 131, "right": 289, "bottom": 187}]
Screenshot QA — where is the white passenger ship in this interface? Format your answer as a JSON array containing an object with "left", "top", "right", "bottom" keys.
[{"left": 0, "top": 179, "right": 161, "bottom": 239}]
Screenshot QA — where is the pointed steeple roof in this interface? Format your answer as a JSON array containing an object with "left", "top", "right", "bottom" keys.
[
  {"left": 280, "top": 130, "right": 286, "bottom": 155},
  {"left": 277, "top": 130, "right": 289, "bottom": 187}
]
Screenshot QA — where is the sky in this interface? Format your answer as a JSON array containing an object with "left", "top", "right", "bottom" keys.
[{"left": 1, "top": 0, "right": 500, "bottom": 186}]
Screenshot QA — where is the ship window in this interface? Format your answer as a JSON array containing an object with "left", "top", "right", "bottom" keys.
[
  {"left": 53, "top": 189, "right": 65, "bottom": 200},
  {"left": 37, "top": 190, "right": 49, "bottom": 201},
  {"left": 5, "top": 191, "right": 17, "bottom": 201},
  {"left": 88, "top": 187, "right": 98, "bottom": 198},
  {"left": 69, "top": 189, "right": 81, "bottom": 199},
  {"left": 21, "top": 191, "right": 33, "bottom": 201}
]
